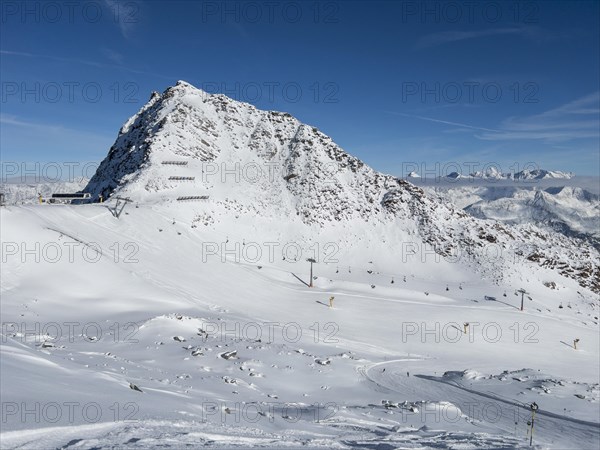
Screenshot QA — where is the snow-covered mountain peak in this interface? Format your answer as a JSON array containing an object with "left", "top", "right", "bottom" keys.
[
  {"left": 85, "top": 80, "right": 389, "bottom": 221},
  {"left": 515, "top": 169, "right": 574, "bottom": 180},
  {"left": 471, "top": 165, "right": 504, "bottom": 179},
  {"left": 85, "top": 82, "right": 599, "bottom": 293}
]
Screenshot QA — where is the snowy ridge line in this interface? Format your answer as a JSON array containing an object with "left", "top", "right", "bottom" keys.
[
  {"left": 1, "top": 418, "right": 521, "bottom": 449},
  {"left": 363, "top": 362, "right": 598, "bottom": 447},
  {"left": 0, "top": 420, "right": 332, "bottom": 450},
  {"left": 424, "top": 183, "right": 600, "bottom": 249},
  {"left": 425, "top": 375, "right": 600, "bottom": 428}
]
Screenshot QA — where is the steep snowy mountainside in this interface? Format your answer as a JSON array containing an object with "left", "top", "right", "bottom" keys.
[
  {"left": 85, "top": 81, "right": 600, "bottom": 293},
  {"left": 86, "top": 80, "right": 388, "bottom": 223},
  {"left": 2, "top": 81, "right": 599, "bottom": 449},
  {"left": 2, "top": 203, "right": 598, "bottom": 448}
]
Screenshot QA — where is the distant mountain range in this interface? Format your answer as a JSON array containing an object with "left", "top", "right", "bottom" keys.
[
  {"left": 407, "top": 167, "right": 574, "bottom": 180},
  {"left": 425, "top": 185, "right": 599, "bottom": 250}
]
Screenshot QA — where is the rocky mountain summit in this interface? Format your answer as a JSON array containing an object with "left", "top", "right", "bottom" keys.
[{"left": 85, "top": 81, "right": 599, "bottom": 292}]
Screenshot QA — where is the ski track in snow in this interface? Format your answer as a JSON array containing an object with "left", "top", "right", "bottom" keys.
[
  {"left": 364, "top": 360, "right": 600, "bottom": 449},
  {"left": 1, "top": 202, "right": 599, "bottom": 449},
  {"left": 2, "top": 82, "right": 599, "bottom": 449}
]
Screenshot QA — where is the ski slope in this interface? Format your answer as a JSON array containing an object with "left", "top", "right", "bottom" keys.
[{"left": 1, "top": 202, "right": 598, "bottom": 449}]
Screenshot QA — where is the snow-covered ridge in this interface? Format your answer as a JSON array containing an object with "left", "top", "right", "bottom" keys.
[
  {"left": 3, "top": 202, "right": 598, "bottom": 448},
  {"left": 2, "top": 81, "right": 599, "bottom": 448},
  {"left": 425, "top": 185, "right": 600, "bottom": 250},
  {"left": 439, "top": 167, "right": 574, "bottom": 180},
  {"left": 85, "top": 81, "right": 599, "bottom": 293}
]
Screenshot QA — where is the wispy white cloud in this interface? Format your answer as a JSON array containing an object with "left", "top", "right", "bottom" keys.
[
  {"left": 0, "top": 50, "right": 104, "bottom": 68},
  {"left": 386, "top": 111, "right": 501, "bottom": 133},
  {"left": 476, "top": 92, "right": 600, "bottom": 142},
  {"left": 523, "top": 92, "right": 600, "bottom": 119},
  {"left": 0, "top": 49, "right": 176, "bottom": 81},
  {"left": 476, "top": 130, "right": 599, "bottom": 141},
  {"left": 0, "top": 114, "right": 108, "bottom": 139},
  {"left": 388, "top": 92, "right": 599, "bottom": 144},
  {"left": 103, "top": 0, "right": 138, "bottom": 39},
  {"left": 415, "top": 26, "right": 543, "bottom": 49},
  {"left": 0, "top": 114, "right": 112, "bottom": 157},
  {"left": 101, "top": 47, "right": 125, "bottom": 65}
]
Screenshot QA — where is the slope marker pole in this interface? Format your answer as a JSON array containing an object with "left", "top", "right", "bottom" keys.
[
  {"left": 529, "top": 402, "right": 538, "bottom": 446},
  {"left": 517, "top": 288, "right": 529, "bottom": 311},
  {"left": 307, "top": 258, "right": 316, "bottom": 287}
]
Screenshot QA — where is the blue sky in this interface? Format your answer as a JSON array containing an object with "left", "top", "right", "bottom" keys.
[{"left": 1, "top": 0, "right": 599, "bottom": 177}]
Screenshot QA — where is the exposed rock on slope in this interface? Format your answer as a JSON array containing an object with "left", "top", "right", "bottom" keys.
[{"left": 86, "top": 81, "right": 599, "bottom": 293}]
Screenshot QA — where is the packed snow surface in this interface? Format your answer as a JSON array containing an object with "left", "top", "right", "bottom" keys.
[
  {"left": 1, "top": 81, "right": 598, "bottom": 448},
  {"left": 1, "top": 203, "right": 598, "bottom": 449}
]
